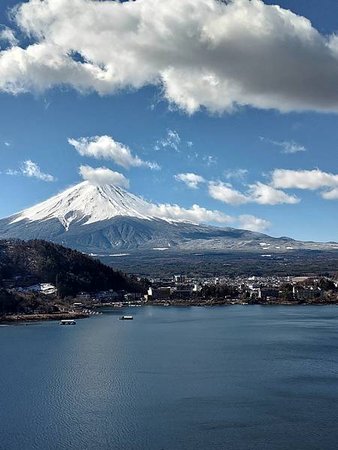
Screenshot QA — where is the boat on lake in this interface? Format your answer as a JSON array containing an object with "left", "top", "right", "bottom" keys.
[
  {"left": 119, "top": 315, "right": 133, "bottom": 320},
  {"left": 60, "top": 319, "right": 76, "bottom": 325}
]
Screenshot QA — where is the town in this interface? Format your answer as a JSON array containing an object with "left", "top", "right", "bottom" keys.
[
  {"left": 145, "top": 273, "right": 338, "bottom": 306},
  {"left": 2, "top": 272, "right": 338, "bottom": 322}
]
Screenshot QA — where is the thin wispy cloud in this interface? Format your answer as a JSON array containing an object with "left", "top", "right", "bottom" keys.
[
  {"left": 155, "top": 129, "right": 181, "bottom": 152},
  {"left": 224, "top": 169, "right": 248, "bottom": 180},
  {"left": 0, "top": 26, "right": 17, "bottom": 47},
  {"left": 260, "top": 137, "right": 306, "bottom": 154},
  {"left": 6, "top": 160, "right": 55, "bottom": 182},
  {"left": 203, "top": 155, "right": 217, "bottom": 166}
]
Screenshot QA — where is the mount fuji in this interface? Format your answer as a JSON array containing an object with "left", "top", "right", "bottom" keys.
[{"left": 0, "top": 181, "right": 336, "bottom": 254}]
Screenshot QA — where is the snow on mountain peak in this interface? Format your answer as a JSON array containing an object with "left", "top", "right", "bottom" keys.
[
  {"left": 8, "top": 181, "right": 235, "bottom": 229},
  {"left": 10, "top": 181, "right": 156, "bottom": 228}
]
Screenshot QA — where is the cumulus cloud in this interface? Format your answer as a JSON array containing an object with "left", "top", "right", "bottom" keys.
[
  {"left": 322, "top": 188, "right": 338, "bottom": 200},
  {"left": 260, "top": 137, "right": 306, "bottom": 154},
  {"left": 175, "top": 173, "right": 205, "bottom": 189},
  {"left": 149, "top": 205, "right": 269, "bottom": 232},
  {"left": 208, "top": 180, "right": 299, "bottom": 205},
  {"left": 271, "top": 168, "right": 338, "bottom": 201},
  {"left": 248, "top": 182, "right": 300, "bottom": 205},
  {"left": 209, "top": 181, "right": 248, "bottom": 205},
  {"left": 145, "top": 202, "right": 269, "bottom": 231},
  {"left": 155, "top": 129, "right": 181, "bottom": 151},
  {"left": 2, "top": 0, "right": 338, "bottom": 113},
  {"left": 272, "top": 169, "right": 338, "bottom": 190},
  {"left": 79, "top": 165, "right": 129, "bottom": 188},
  {"left": 208, "top": 168, "right": 338, "bottom": 204},
  {"left": 147, "top": 203, "right": 233, "bottom": 225},
  {"left": 69, "top": 135, "right": 159, "bottom": 170},
  {"left": 237, "top": 215, "right": 271, "bottom": 232},
  {"left": 6, "top": 160, "right": 55, "bottom": 182},
  {"left": 77, "top": 170, "right": 269, "bottom": 228}
]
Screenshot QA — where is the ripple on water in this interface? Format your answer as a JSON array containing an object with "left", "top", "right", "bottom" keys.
[{"left": 2, "top": 306, "right": 338, "bottom": 449}]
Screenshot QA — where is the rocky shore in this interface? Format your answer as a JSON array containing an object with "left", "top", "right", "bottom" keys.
[{"left": 0, "top": 311, "right": 89, "bottom": 324}]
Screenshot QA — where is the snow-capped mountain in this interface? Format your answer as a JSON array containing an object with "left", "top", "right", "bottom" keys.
[
  {"left": 0, "top": 181, "right": 336, "bottom": 254},
  {"left": 9, "top": 181, "right": 156, "bottom": 228}
]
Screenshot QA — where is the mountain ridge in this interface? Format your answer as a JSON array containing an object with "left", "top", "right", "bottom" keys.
[{"left": 0, "top": 182, "right": 337, "bottom": 254}]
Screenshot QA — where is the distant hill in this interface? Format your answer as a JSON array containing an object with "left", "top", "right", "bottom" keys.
[{"left": 0, "top": 239, "right": 146, "bottom": 297}]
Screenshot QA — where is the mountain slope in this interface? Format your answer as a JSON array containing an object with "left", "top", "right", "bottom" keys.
[
  {"left": 0, "top": 182, "right": 336, "bottom": 254},
  {"left": 0, "top": 239, "right": 145, "bottom": 296},
  {"left": 9, "top": 181, "right": 155, "bottom": 228}
]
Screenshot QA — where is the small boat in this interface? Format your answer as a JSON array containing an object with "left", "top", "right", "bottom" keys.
[
  {"left": 119, "top": 315, "right": 133, "bottom": 320},
  {"left": 60, "top": 319, "right": 76, "bottom": 325}
]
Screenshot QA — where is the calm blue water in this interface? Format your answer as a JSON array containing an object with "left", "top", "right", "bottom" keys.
[{"left": 1, "top": 306, "right": 338, "bottom": 449}]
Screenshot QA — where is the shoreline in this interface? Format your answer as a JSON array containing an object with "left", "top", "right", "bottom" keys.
[
  {"left": 2, "top": 302, "right": 338, "bottom": 324},
  {"left": 0, "top": 311, "right": 89, "bottom": 324},
  {"left": 147, "top": 300, "right": 338, "bottom": 307}
]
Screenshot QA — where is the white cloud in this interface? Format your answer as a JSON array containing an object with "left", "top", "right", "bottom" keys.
[
  {"left": 0, "top": 26, "right": 17, "bottom": 47},
  {"left": 272, "top": 169, "right": 338, "bottom": 190},
  {"left": 155, "top": 129, "right": 181, "bottom": 151},
  {"left": 271, "top": 168, "right": 338, "bottom": 201},
  {"left": 248, "top": 182, "right": 300, "bottom": 205},
  {"left": 22, "top": 160, "right": 55, "bottom": 181},
  {"left": 78, "top": 169, "right": 270, "bottom": 227},
  {"left": 322, "top": 188, "right": 338, "bottom": 200},
  {"left": 69, "top": 135, "right": 159, "bottom": 170},
  {"left": 151, "top": 201, "right": 270, "bottom": 231},
  {"left": 5, "top": 169, "right": 20, "bottom": 176},
  {"left": 208, "top": 180, "right": 299, "bottom": 205},
  {"left": 149, "top": 204, "right": 270, "bottom": 231},
  {"left": 237, "top": 215, "right": 271, "bottom": 232},
  {"left": 6, "top": 160, "right": 55, "bottom": 182},
  {"left": 175, "top": 172, "right": 205, "bottom": 189},
  {"left": 260, "top": 137, "right": 306, "bottom": 154},
  {"left": 2, "top": 0, "right": 338, "bottom": 113},
  {"left": 147, "top": 203, "right": 233, "bottom": 225},
  {"left": 144, "top": 204, "right": 271, "bottom": 231},
  {"left": 209, "top": 181, "right": 248, "bottom": 205},
  {"left": 79, "top": 165, "right": 129, "bottom": 188},
  {"left": 203, "top": 155, "right": 218, "bottom": 166},
  {"left": 208, "top": 168, "right": 338, "bottom": 204},
  {"left": 224, "top": 169, "right": 248, "bottom": 180}
]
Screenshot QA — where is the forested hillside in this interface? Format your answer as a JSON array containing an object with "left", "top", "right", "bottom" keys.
[{"left": 0, "top": 239, "right": 146, "bottom": 297}]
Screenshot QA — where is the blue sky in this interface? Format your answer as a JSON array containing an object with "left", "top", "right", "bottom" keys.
[{"left": 0, "top": 0, "right": 337, "bottom": 241}]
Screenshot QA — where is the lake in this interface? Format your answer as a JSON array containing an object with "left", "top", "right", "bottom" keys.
[{"left": 1, "top": 306, "right": 338, "bottom": 449}]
